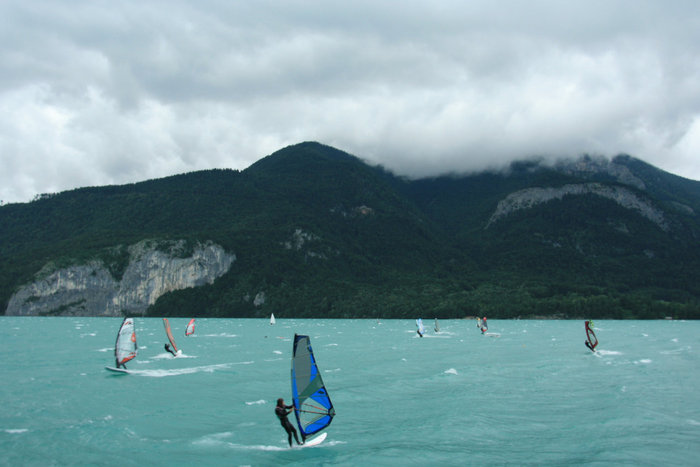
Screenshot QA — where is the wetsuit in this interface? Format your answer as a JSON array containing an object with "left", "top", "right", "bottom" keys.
[
  {"left": 165, "top": 343, "right": 176, "bottom": 356},
  {"left": 275, "top": 404, "right": 302, "bottom": 446}
]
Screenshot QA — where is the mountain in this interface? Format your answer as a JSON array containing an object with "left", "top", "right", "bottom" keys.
[{"left": 1, "top": 142, "right": 699, "bottom": 319}]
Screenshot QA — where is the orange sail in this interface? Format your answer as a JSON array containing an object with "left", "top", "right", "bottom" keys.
[{"left": 163, "top": 318, "right": 178, "bottom": 352}]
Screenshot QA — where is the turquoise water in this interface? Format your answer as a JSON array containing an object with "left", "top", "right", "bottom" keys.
[{"left": 1, "top": 318, "right": 698, "bottom": 466}]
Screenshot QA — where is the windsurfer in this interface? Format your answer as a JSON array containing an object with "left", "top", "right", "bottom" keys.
[
  {"left": 481, "top": 316, "right": 488, "bottom": 334},
  {"left": 275, "top": 398, "right": 303, "bottom": 446},
  {"left": 164, "top": 343, "right": 177, "bottom": 356}
]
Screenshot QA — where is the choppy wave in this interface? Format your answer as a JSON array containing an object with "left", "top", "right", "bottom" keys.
[
  {"left": 129, "top": 363, "right": 233, "bottom": 377},
  {"left": 597, "top": 349, "right": 622, "bottom": 355}
]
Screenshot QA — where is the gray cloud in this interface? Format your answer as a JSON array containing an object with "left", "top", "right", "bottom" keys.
[{"left": 2, "top": 0, "right": 700, "bottom": 203}]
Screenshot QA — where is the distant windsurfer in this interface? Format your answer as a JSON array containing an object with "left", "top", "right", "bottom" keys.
[
  {"left": 585, "top": 320, "right": 598, "bottom": 352},
  {"left": 164, "top": 343, "right": 177, "bottom": 356},
  {"left": 275, "top": 398, "right": 303, "bottom": 446},
  {"left": 481, "top": 316, "right": 488, "bottom": 334},
  {"left": 477, "top": 317, "right": 481, "bottom": 328}
]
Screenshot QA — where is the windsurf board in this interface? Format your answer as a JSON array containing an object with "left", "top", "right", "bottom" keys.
[{"left": 298, "top": 432, "right": 327, "bottom": 448}]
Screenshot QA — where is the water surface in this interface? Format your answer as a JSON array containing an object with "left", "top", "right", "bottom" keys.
[{"left": 1, "top": 318, "right": 698, "bottom": 466}]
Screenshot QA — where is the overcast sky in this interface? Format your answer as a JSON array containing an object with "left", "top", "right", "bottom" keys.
[{"left": 2, "top": 1, "right": 699, "bottom": 203}]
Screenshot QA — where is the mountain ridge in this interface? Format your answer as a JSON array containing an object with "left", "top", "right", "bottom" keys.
[{"left": 1, "top": 141, "right": 698, "bottom": 318}]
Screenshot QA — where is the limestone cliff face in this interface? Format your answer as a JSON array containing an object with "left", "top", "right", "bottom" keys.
[
  {"left": 5, "top": 240, "right": 235, "bottom": 316},
  {"left": 486, "top": 183, "right": 668, "bottom": 230}
]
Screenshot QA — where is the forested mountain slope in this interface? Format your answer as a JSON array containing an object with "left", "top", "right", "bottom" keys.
[{"left": 1, "top": 142, "right": 698, "bottom": 318}]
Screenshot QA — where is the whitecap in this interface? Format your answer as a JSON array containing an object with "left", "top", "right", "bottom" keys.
[
  {"left": 245, "top": 400, "right": 266, "bottom": 405},
  {"left": 153, "top": 353, "right": 176, "bottom": 360},
  {"left": 132, "top": 363, "right": 232, "bottom": 377},
  {"left": 4, "top": 429, "right": 28, "bottom": 434},
  {"left": 324, "top": 440, "right": 346, "bottom": 447},
  {"left": 273, "top": 350, "right": 282, "bottom": 355},
  {"left": 175, "top": 353, "right": 196, "bottom": 359},
  {"left": 635, "top": 359, "right": 652, "bottom": 364},
  {"left": 444, "top": 368, "right": 458, "bottom": 375},
  {"left": 193, "top": 435, "right": 286, "bottom": 451},
  {"left": 192, "top": 432, "right": 234, "bottom": 447}
]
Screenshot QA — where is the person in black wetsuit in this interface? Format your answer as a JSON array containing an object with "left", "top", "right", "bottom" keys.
[
  {"left": 275, "top": 398, "right": 303, "bottom": 446},
  {"left": 164, "top": 343, "right": 176, "bottom": 356}
]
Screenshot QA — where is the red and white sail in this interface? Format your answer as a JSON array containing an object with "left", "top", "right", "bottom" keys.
[
  {"left": 185, "top": 318, "right": 196, "bottom": 336},
  {"left": 115, "top": 317, "right": 137, "bottom": 366},
  {"left": 585, "top": 320, "right": 598, "bottom": 351}
]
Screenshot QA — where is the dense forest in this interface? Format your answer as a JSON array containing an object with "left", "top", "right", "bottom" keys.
[{"left": 1, "top": 142, "right": 699, "bottom": 319}]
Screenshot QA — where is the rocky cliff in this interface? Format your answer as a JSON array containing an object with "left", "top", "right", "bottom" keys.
[
  {"left": 486, "top": 183, "right": 668, "bottom": 230},
  {"left": 5, "top": 240, "right": 235, "bottom": 316}
]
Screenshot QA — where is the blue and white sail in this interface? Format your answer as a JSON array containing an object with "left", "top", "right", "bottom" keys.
[
  {"left": 291, "top": 334, "right": 335, "bottom": 440},
  {"left": 416, "top": 318, "right": 425, "bottom": 336}
]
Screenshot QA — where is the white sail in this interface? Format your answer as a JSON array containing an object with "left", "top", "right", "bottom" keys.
[
  {"left": 115, "top": 318, "right": 137, "bottom": 367},
  {"left": 270, "top": 313, "right": 276, "bottom": 325}
]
